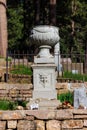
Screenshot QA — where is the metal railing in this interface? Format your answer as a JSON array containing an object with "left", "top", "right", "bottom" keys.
[
  {"left": 5, "top": 50, "right": 86, "bottom": 82},
  {"left": 5, "top": 50, "right": 35, "bottom": 82},
  {"left": 60, "top": 53, "right": 85, "bottom": 74}
]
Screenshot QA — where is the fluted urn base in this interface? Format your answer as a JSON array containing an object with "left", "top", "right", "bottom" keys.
[
  {"left": 34, "top": 45, "right": 55, "bottom": 63},
  {"left": 38, "top": 45, "right": 52, "bottom": 58}
]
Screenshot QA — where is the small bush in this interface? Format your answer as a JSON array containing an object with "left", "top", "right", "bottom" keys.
[
  {"left": 16, "top": 100, "right": 28, "bottom": 107},
  {"left": 0, "top": 100, "right": 17, "bottom": 110},
  {"left": 0, "top": 100, "right": 28, "bottom": 110},
  {"left": 57, "top": 91, "right": 73, "bottom": 105}
]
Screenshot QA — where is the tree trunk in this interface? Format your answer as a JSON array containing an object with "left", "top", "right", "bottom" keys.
[
  {"left": 70, "top": 0, "right": 76, "bottom": 54},
  {"left": 71, "top": 0, "right": 76, "bottom": 35},
  {"left": 34, "top": 0, "right": 40, "bottom": 25},
  {"left": 49, "top": 0, "right": 56, "bottom": 25},
  {"left": 84, "top": 42, "right": 87, "bottom": 74}
]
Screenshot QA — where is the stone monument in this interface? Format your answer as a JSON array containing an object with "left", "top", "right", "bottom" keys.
[
  {"left": 28, "top": 25, "right": 61, "bottom": 110},
  {"left": 74, "top": 85, "right": 87, "bottom": 109}
]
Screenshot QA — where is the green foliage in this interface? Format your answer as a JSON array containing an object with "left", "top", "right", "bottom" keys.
[
  {"left": 7, "top": 2, "right": 24, "bottom": 50},
  {"left": 57, "top": 0, "right": 87, "bottom": 54},
  {"left": 57, "top": 92, "right": 73, "bottom": 105},
  {"left": 0, "top": 100, "right": 17, "bottom": 110},
  {"left": 16, "top": 100, "right": 28, "bottom": 108},
  {"left": 63, "top": 71, "right": 87, "bottom": 81},
  {"left": 7, "top": 0, "right": 87, "bottom": 54},
  {"left": 10, "top": 65, "right": 32, "bottom": 75},
  {"left": 8, "top": 101, "right": 18, "bottom": 110},
  {"left": 0, "top": 100, "right": 28, "bottom": 110}
]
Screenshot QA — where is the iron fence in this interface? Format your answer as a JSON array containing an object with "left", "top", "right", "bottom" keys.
[
  {"left": 60, "top": 53, "right": 85, "bottom": 75},
  {"left": 5, "top": 50, "right": 86, "bottom": 82},
  {"left": 5, "top": 50, "right": 35, "bottom": 82}
]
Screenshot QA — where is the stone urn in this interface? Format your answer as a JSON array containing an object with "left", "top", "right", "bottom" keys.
[
  {"left": 30, "top": 25, "right": 60, "bottom": 58},
  {"left": 29, "top": 25, "right": 60, "bottom": 100}
]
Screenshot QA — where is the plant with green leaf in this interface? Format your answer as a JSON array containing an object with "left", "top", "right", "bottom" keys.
[{"left": 57, "top": 91, "right": 73, "bottom": 105}]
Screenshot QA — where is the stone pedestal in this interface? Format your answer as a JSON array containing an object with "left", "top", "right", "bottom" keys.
[
  {"left": 32, "top": 64, "right": 57, "bottom": 99},
  {"left": 30, "top": 25, "right": 60, "bottom": 109},
  {"left": 26, "top": 98, "right": 62, "bottom": 110},
  {"left": 34, "top": 57, "right": 55, "bottom": 64}
]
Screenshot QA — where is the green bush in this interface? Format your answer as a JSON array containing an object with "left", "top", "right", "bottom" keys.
[
  {"left": 0, "top": 100, "right": 17, "bottom": 110},
  {"left": 57, "top": 91, "right": 73, "bottom": 105},
  {"left": 0, "top": 100, "right": 28, "bottom": 110},
  {"left": 16, "top": 100, "right": 28, "bottom": 107}
]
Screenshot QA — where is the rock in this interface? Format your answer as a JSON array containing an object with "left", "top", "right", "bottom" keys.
[
  {"left": 56, "top": 109, "right": 73, "bottom": 120},
  {"left": 16, "top": 106, "right": 24, "bottom": 110},
  {"left": 17, "top": 120, "right": 35, "bottom": 130},
  {"left": 62, "top": 120, "right": 83, "bottom": 129},
  {"left": 0, "top": 121, "right": 6, "bottom": 130},
  {"left": 35, "top": 120, "right": 45, "bottom": 130},
  {"left": 7, "top": 120, "right": 17, "bottom": 129},
  {"left": 25, "top": 110, "right": 55, "bottom": 120},
  {"left": 2, "top": 111, "right": 25, "bottom": 120},
  {"left": 84, "top": 120, "right": 87, "bottom": 127},
  {"left": 46, "top": 120, "right": 61, "bottom": 130},
  {"left": 26, "top": 98, "right": 62, "bottom": 110}
]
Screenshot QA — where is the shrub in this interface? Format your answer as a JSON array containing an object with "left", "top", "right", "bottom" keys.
[
  {"left": 0, "top": 100, "right": 17, "bottom": 110},
  {"left": 0, "top": 100, "right": 28, "bottom": 110},
  {"left": 57, "top": 91, "right": 73, "bottom": 105}
]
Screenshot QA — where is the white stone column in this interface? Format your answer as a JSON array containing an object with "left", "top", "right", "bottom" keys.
[
  {"left": 54, "top": 42, "right": 61, "bottom": 71},
  {"left": 0, "top": 0, "right": 8, "bottom": 57}
]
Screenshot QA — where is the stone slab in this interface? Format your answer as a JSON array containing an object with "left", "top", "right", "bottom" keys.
[
  {"left": 56, "top": 109, "right": 73, "bottom": 120},
  {"left": 62, "top": 120, "right": 83, "bottom": 129},
  {"left": 33, "top": 90, "right": 57, "bottom": 100},
  {"left": 34, "top": 57, "right": 55, "bottom": 63},
  {"left": 46, "top": 120, "right": 61, "bottom": 130},
  {"left": 26, "top": 99, "right": 61, "bottom": 110},
  {"left": 25, "top": 110, "right": 56, "bottom": 119},
  {"left": 7, "top": 120, "right": 17, "bottom": 129}
]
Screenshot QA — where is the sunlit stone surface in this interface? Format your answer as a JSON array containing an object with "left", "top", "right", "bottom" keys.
[
  {"left": 30, "top": 25, "right": 60, "bottom": 47},
  {"left": 30, "top": 25, "right": 60, "bottom": 109}
]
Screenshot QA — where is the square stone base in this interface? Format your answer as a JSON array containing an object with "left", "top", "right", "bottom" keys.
[
  {"left": 32, "top": 64, "right": 57, "bottom": 100},
  {"left": 33, "top": 90, "right": 57, "bottom": 100},
  {"left": 34, "top": 57, "right": 55, "bottom": 63},
  {"left": 26, "top": 99, "right": 62, "bottom": 110}
]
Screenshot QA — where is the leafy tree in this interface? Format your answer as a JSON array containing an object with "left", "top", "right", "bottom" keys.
[
  {"left": 7, "top": 0, "right": 87, "bottom": 57},
  {"left": 7, "top": 0, "right": 24, "bottom": 50},
  {"left": 56, "top": 0, "right": 87, "bottom": 55}
]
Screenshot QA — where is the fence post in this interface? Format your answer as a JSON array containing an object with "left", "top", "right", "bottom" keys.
[{"left": 5, "top": 48, "right": 8, "bottom": 82}]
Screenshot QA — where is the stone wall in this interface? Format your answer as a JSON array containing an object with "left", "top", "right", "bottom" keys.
[
  {"left": 0, "top": 83, "right": 33, "bottom": 101},
  {"left": 0, "top": 109, "right": 87, "bottom": 130},
  {"left": 56, "top": 82, "right": 87, "bottom": 94},
  {"left": 0, "top": 83, "right": 87, "bottom": 101}
]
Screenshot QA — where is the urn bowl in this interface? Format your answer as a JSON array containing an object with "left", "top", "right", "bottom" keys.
[{"left": 30, "top": 25, "right": 60, "bottom": 46}]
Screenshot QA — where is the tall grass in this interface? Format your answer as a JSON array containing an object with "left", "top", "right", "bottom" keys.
[
  {"left": 63, "top": 71, "right": 87, "bottom": 81},
  {"left": 10, "top": 65, "right": 32, "bottom": 75}
]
